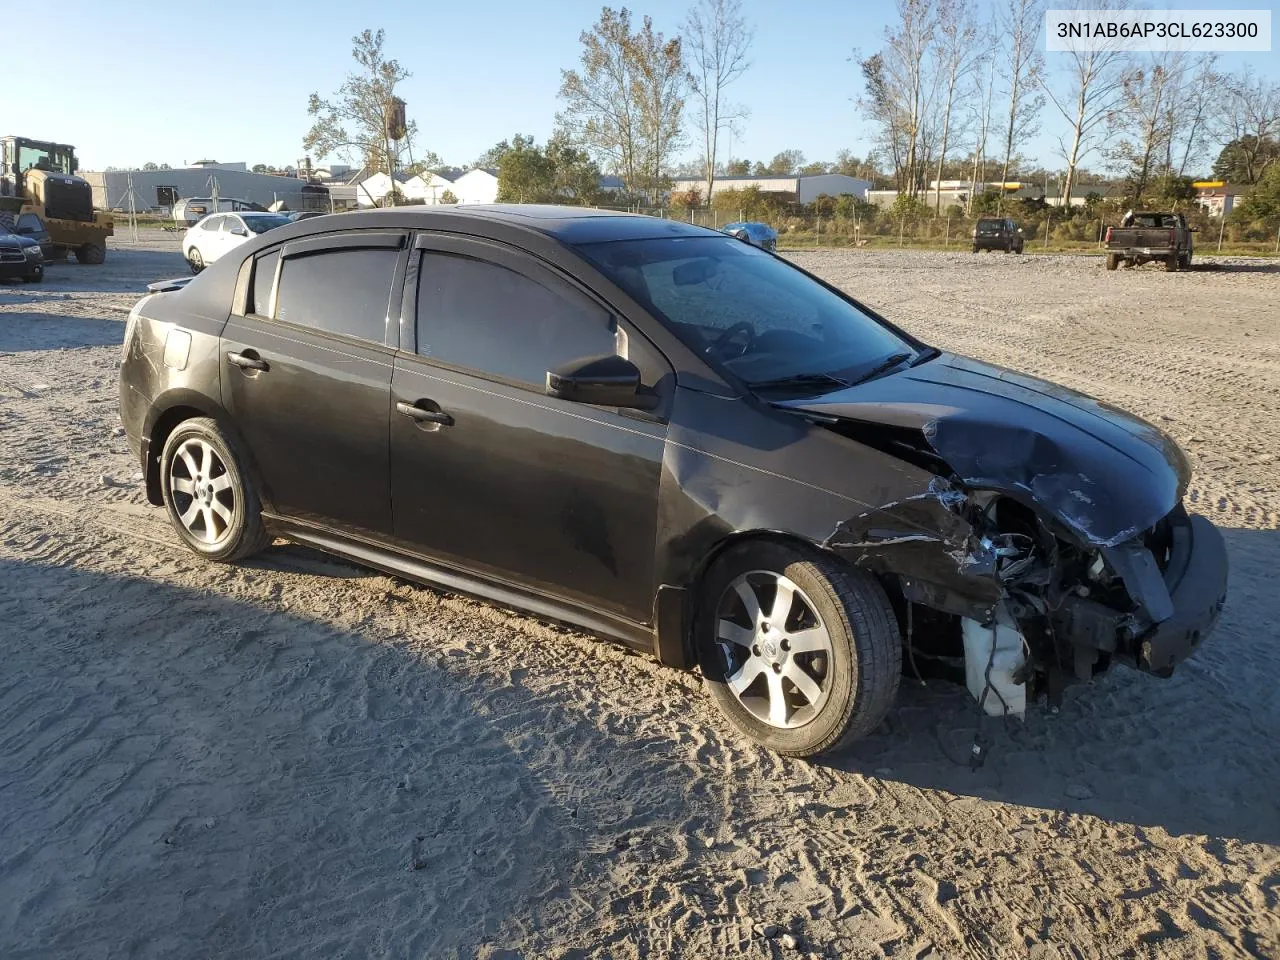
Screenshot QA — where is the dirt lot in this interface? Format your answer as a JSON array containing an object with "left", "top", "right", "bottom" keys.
[{"left": 1, "top": 232, "right": 1277, "bottom": 959}]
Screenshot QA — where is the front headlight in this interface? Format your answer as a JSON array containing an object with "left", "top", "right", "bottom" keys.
[{"left": 24, "top": 246, "right": 42, "bottom": 259}]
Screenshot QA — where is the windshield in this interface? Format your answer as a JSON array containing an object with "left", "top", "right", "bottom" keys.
[
  {"left": 576, "top": 235, "right": 917, "bottom": 388},
  {"left": 15, "top": 141, "right": 75, "bottom": 176},
  {"left": 242, "top": 214, "right": 290, "bottom": 234}
]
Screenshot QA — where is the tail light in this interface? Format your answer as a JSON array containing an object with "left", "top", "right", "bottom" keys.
[
  {"left": 1168, "top": 228, "right": 1176, "bottom": 244},
  {"left": 1104, "top": 227, "right": 1112, "bottom": 242}
]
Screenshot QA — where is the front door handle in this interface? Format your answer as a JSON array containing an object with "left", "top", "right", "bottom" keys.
[
  {"left": 396, "top": 401, "right": 454, "bottom": 427},
  {"left": 227, "top": 351, "right": 269, "bottom": 372}
]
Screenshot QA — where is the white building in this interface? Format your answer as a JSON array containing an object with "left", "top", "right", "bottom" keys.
[
  {"left": 401, "top": 172, "right": 456, "bottom": 204},
  {"left": 450, "top": 168, "right": 500, "bottom": 205},
  {"left": 669, "top": 173, "right": 871, "bottom": 204}
]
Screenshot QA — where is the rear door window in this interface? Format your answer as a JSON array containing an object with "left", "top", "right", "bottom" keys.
[
  {"left": 274, "top": 246, "right": 399, "bottom": 344},
  {"left": 248, "top": 249, "right": 280, "bottom": 317}
]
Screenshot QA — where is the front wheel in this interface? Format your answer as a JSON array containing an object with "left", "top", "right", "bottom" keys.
[
  {"left": 187, "top": 248, "right": 204, "bottom": 274},
  {"left": 159, "top": 417, "right": 271, "bottom": 562},
  {"left": 75, "top": 242, "right": 106, "bottom": 265},
  {"left": 25, "top": 265, "right": 43, "bottom": 283},
  {"left": 696, "top": 541, "right": 901, "bottom": 757}
]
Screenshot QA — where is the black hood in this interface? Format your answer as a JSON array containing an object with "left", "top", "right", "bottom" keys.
[{"left": 777, "top": 353, "right": 1190, "bottom": 547}]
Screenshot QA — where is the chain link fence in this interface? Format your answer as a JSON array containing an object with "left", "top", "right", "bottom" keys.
[{"left": 587, "top": 203, "right": 1280, "bottom": 255}]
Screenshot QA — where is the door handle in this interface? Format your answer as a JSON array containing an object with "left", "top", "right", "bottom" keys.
[
  {"left": 396, "top": 401, "right": 454, "bottom": 427},
  {"left": 227, "top": 351, "right": 269, "bottom": 372}
]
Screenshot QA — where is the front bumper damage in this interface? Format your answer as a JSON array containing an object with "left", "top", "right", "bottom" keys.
[
  {"left": 1052, "top": 513, "right": 1227, "bottom": 677},
  {"left": 823, "top": 482, "right": 1228, "bottom": 709}
]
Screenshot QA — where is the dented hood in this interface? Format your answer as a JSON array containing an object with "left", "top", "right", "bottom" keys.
[{"left": 776, "top": 353, "right": 1190, "bottom": 547}]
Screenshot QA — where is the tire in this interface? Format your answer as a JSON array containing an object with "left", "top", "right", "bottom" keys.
[
  {"left": 25, "top": 265, "right": 43, "bottom": 283},
  {"left": 1106, "top": 254, "right": 1120, "bottom": 271},
  {"left": 971, "top": 245, "right": 979, "bottom": 254},
  {"left": 1012, "top": 241, "right": 1023, "bottom": 254},
  {"left": 1165, "top": 253, "right": 1178, "bottom": 272},
  {"left": 695, "top": 541, "right": 901, "bottom": 757},
  {"left": 75, "top": 242, "right": 106, "bottom": 265},
  {"left": 159, "top": 417, "right": 271, "bottom": 563},
  {"left": 188, "top": 248, "right": 204, "bottom": 274},
  {"left": 1181, "top": 250, "right": 1192, "bottom": 270}
]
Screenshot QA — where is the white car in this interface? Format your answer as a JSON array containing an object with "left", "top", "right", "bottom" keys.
[{"left": 182, "top": 212, "right": 291, "bottom": 273}]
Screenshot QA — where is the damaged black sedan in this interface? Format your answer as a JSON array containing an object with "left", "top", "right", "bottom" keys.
[{"left": 118, "top": 206, "right": 1228, "bottom": 757}]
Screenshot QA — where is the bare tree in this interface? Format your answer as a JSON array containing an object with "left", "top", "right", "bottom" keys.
[
  {"left": 558, "top": 7, "right": 687, "bottom": 202},
  {"left": 931, "top": 0, "right": 980, "bottom": 213},
  {"left": 994, "top": 0, "right": 1045, "bottom": 211},
  {"left": 684, "top": 0, "right": 753, "bottom": 202},
  {"left": 1165, "top": 54, "right": 1223, "bottom": 176},
  {"left": 1040, "top": 0, "right": 1132, "bottom": 206},
  {"left": 858, "top": 0, "right": 939, "bottom": 197},
  {"left": 967, "top": 49, "right": 997, "bottom": 212},
  {"left": 1109, "top": 55, "right": 1180, "bottom": 204},
  {"left": 1213, "top": 67, "right": 1280, "bottom": 183},
  {"left": 304, "top": 29, "right": 418, "bottom": 191}
]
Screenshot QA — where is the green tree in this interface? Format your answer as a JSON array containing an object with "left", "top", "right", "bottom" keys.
[
  {"left": 439, "top": 189, "right": 458, "bottom": 204},
  {"left": 494, "top": 133, "right": 602, "bottom": 204},
  {"left": 765, "top": 149, "right": 806, "bottom": 175},
  {"left": 724, "top": 158, "right": 751, "bottom": 176},
  {"left": 1232, "top": 163, "right": 1280, "bottom": 219},
  {"left": 557, "top": 7, "right": 687, "bottom": 202},
  {"left": 304, "top": 29, "right": 420, "bottom": 192},
  {"left": 1212, "top": 136, "right": 1280, "bottom": 186}
]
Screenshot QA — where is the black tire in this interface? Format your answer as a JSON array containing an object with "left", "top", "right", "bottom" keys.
[
  {"left": 1106, "top": 254, "right": 1120, "bottom": 271},
  {"left": 75, "top": 242, "right": 106, "bottom": 265},
  {"left": 159, "top": 417, "right": 271, "bottom": 563},
  {"left": 188, "top": 248, "right": 204, "bottom": 274},
  {"left": 25, "top": 266, "right": 43, "bottom": 283},
  {"left": 1165, "top": 253, "right": 1178, "bottom": 272},
  {"left": 971, "top": 245, "right": 979, "bottom": 253},
  {"left": 696, "top": 541, "right": 901, "bottom": 757},
  {"left": 1181, "top": 250, "right": 1192, "bottom": 270}
]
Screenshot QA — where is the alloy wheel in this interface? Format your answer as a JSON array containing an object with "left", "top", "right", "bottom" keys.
[
  {"left": 168, "top": 438, "right": 236, "bottom": 545},
  {"left": 714, "top": 571, "right": 834, "bottom": 729}
]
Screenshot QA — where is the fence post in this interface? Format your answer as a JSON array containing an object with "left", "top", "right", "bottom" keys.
[
  {"left": 945, "top": 217, "right": 950, "bottom": 249},
  {"left": 1275, "top": 221, "right": 1279, "bottom": 254},
  {"left": 816, "top": 215, "right": 820, "bottom": 247},
  {"left": 1218, "top": 214, "right": 1226, "bottom": 252},
  {"left": 1044, "top": 216, "right": 1051, "bottom": 250},
  {"left": 898, "top": 218, "right": 905, "bottom": 247}
]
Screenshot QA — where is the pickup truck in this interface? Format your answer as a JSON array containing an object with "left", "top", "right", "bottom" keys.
[{"left": 1104, "top": 212, "right": 1194, "bottom": 272}]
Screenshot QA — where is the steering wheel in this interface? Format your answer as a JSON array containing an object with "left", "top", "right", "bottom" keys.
[{"left": 710, "top": 322, "right": 756, "bottom": 360}]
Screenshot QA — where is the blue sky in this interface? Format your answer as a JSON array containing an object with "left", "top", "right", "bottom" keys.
[{"left": 8, "top": 0, "right": 1277, "bottom": 173}]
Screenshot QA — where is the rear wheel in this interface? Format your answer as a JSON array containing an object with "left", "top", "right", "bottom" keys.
[
  {"left": 1165, "top": 253, "right": 1179, "bottom": 272},
  {"left": 1106, "top": 254, "right": 1120, "bottom": 271},
  {"left": 75, "top": 242, "right": 106, "bottom": 265},
  {"left": 696, "top": 541, "right": 901, "bottom": 757},
  {"left": 1181, "top": 250, "right": 1192, "bottom": 270},
  {"left": 159, "top": 417, "right": 271, "bottom": 562}
]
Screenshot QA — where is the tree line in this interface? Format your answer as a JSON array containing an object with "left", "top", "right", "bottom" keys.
[{"left": 300, "top": 7, "right": 1279, "bottom": 216}]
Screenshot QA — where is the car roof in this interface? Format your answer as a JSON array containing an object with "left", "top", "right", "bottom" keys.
[{"left": 290, "top": 204, "right": 721, "bottom": 245}]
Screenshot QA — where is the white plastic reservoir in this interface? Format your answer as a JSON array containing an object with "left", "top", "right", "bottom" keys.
[{"left": 961, "top": 615, "right": 1027, "bottom": 718}]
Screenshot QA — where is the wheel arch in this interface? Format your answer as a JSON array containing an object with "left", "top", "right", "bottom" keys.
[
  {"left": 143, "top": 391, "right": 270, "bottom": 510},
  {"left": 656, "top": 528, "right": 863, "bottom": 671}
]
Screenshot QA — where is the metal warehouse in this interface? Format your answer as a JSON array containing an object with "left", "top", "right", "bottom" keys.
[{"left": 83, "top": 162, "right": 324, "bottom": 213}]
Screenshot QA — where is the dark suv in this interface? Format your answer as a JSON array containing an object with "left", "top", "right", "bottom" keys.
[
  {"left": 119, "top": 206, "right": 1226, "bottom": 756},
  {"left": 972, "top": 217, "right": 1024, "bottom": 254}
]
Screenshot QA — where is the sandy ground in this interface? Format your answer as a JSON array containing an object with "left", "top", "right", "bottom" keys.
[{"left": 0, "top": 232, "right": 1277, "bottom": 959}]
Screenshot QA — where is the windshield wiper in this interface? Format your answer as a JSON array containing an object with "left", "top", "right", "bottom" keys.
[
  {"left": 748, "top": 371, "right": 853, "bottom": 394},
  {"left": 850, "top": 351, "right": 914, "bottom": 384}
]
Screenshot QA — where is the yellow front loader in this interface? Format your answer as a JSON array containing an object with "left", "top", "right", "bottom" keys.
[{"left": 0, "top": 136, "right": 113, "bottom": 263}]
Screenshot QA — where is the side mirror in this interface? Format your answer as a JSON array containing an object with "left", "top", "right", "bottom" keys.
[
  {"left": 546, "top": 354, "right": 654, "bottom": 409},
  {"left": 1188, "top": 227, "right": 1199, "bottom": 233},
  {"left": 230, "top": 226, "right": 248, "bottom": 237}
]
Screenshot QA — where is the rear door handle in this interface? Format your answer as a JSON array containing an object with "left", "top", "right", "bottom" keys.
[
  {"left": 396, "top": 401, "right": 454, "bottom": 427},
  {"left": 227, "top": 351, "right": 269, "bottom": 372}
]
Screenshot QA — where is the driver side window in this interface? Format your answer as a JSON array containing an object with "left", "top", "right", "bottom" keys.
[{"left": 416, "top": 250, "right": 618, "bottom": 390}]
